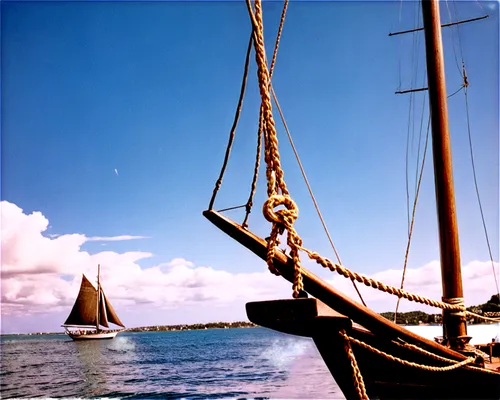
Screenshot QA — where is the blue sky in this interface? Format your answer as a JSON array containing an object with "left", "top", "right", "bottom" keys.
[{"left": 1, "top": 0, "right": 498, "bottom": 333}]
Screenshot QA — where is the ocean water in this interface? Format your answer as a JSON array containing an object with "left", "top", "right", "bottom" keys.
[{"left": 0, "top": 327, "right": 344, "bottom": 399}]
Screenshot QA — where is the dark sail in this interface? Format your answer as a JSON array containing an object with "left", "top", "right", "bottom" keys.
[
  {"left": 102, "top": 290, "right": 125, "bottom": 328},
  {"left": 63, "top": 274, "right": 125, "bottom": 329},
  {"left": 99, "top": 291, "right": 109, "bottom": 328},
  {"left": 63, "top": 275, "right": 98, "bottom": 327}
]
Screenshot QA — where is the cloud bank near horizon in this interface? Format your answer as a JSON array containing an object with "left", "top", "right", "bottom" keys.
[{"left": 1, "top": 200, "right": 498, "bottom": 332}]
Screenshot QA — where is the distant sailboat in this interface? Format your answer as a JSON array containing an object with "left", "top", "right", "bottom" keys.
[{"left": 62, "top": 264, "right": 125, "bottom": 340}]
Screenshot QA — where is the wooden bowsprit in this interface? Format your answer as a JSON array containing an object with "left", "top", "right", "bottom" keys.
[{"left": 203, "top": 209, "right": 500, "bottom": 399}]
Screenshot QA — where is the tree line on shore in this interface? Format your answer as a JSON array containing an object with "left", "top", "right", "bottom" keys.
[
  {"left": 380, "top": 294, "right": 500, "bottom": 325},
  {"left": 8, "top": 294, "right": 498, "bottom": 336},
  {"left": 126, "top": 321, "right": 257, "bottom": 332},
  {"left": 127, "top": 294, "right": 500, "bottom": 332}
]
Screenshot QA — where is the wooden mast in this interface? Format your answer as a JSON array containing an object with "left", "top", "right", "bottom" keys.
[
  {"left": 421, "top": 0, "right": 468, "bottom": 350},
  {"left": 96, "top": 264, "right": 101, "bottom": 332}
]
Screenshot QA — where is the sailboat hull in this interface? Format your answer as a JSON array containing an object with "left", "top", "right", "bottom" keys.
[
  {"left": 67, "top": 331, "right": 120, "bottom": 341},
  {"left": 314, "top": 321, "right": 500, "bottom": 399}
]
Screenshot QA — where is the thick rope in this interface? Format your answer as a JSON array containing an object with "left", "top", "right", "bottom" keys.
[
  {"left": 245, "top": 0, "right": 288, "bottom": 197},
  {"left": 243, "top": 0, "right": 500, "bottom": 317},
  {"left": 308, "top": 244, "right": 500, "bottom": 321},
  {"left": 396, "top": 340, "right": 500, "bottom": 374},
  {"left": 341, "top": 330, "right": 369, "bottom": 400},
  {"left": 342, "top": 331, "right": 476, "bottom": 372},
  {"left": 242, "top": 0, "right": 288, "bottom": 229},
  {"left": 246, "top": 0, "right": 305, "bottom": 297},
  {"left": 303, "top": 246, "right": 465, "bottom": 311},
  {"left": 466, "top": 311, "right": 500, "bottom": 323}
]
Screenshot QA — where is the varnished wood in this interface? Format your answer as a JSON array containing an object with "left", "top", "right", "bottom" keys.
[
  {"left": 389, "top": 14, "right": 488, "bottom": 36},
  {"left": 422, "top": 0, "right": 467, "bottom": 346},
  {"left": 203, "top": 207, "right": 500, "bottom": 398},
  {"left": 246, "top": 298, "right": 351, "bottom": 337},
  {"left": 395, "top": 87, "right": 428, "bottom": 94},
  {"left": 245, "top": 296, "right": 500, "bottom": 399},
  {"left": 314, "top": 327, "right": 500, "bottom": 399},
  {"left": 203, "top": 209, "right": 469, "bottom": 361}
]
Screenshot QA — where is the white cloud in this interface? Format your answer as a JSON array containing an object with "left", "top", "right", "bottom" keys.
[
  {"left": 0, "top": 201, "right": 289, "bottom": 323},
  {"left": 1, "top": 200, "right": 497, "bottom": 333}
]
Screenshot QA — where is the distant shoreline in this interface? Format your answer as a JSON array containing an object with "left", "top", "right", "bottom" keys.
[
  {"left": 1, "top": 321, "right": 258, "bottom": 336},
  {"left": 4, "top": 296, "right": 499, "bottom": 337}
]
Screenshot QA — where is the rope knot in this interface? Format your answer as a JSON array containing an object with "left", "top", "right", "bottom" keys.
[
  {"left": 262, "top": 194, "right": 299, "bottom": 228},
  {"left": 443, "top": 297, "right": 467, "bottom": 319}
]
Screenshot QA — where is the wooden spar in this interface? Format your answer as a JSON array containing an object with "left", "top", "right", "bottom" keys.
[
  {"left": 421, "top": 0, "right": 468, "bottom": 349},
  {"left": 389, "top": 14, "right": 488, "bottom": 36},
  {"left": 203, "top": 209, "right": 471, "bottom": 362},
  {"left": 96, "top": 264, "right": 101, "bottom": 332},
  {"left": 395, "top": 87, "right": 428, "bottom": 95}
]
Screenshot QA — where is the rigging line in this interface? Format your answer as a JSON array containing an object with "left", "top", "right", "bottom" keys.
[
  {"left": 243, "top": 0, "right": 288, "bottom": 228},
  {"left": 396, "top": 0, "right": 404, "bottom": 91},
  {"left": 405, "top": 28, "right": 416, "bottom": 233},
  {"left": 388, "top": 15, "right": 489, "bottom": 36},
  {"left": 463, "top": 85, "right": 500, "bottom": 298},
  {"left": 414, "top": 83, "right": 427, "bottom": 199},
  {"left": 451, "top": 0, "right": 466, "bottom": 64},
  {"left": 405, "top": 92, "right": 414, "bottom": 234},
  {"left": 208, "top": 32, "right": 254, "bottom": 210},
  {"left": 394, "top": 115, "right": 431, "bottom": 321},
  {"left": 447, "top": 85, "right": 464, "bottom": 98},
  {"left": 269, "top": 85, "right": 367, "bottom": 307},
  {"left": 409, "top": 47, "right": 425, "bottom": 203},
  {"left": 412, "top": 5, "right": 423, "bottom": 155},
  {"left": 405, "top": 5, "right": 421, "bottom": 234},
  {"left": 269, "top": 0, "right": 288, "bottom": 80},
  {"left": 217, "top": 204, "right": 248, "bottom": 213},
  {"left": 473, "top": 0, "right": 486, "bottom": 13},
  {"left": 450, "top": 0, "right": 498, "bottom": 296},
  {"left": 242, "top": 111, "right": 263, "bottom": 229},
  {"left": 445, "top": 0, "right": 463, "bottom": 75},
  {"left": 448, "top": 3, "right": 496, "bottom": 295},
  {"left": 397, "top": 81, "right": 472, "bottom": 316}
]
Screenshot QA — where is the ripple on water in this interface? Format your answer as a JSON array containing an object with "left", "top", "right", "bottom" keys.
[{"left": 1, "top": 328, "right": 342, "bottom": 399}]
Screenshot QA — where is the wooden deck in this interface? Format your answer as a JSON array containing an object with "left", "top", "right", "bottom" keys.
[
  {"left": 475, "top": 342, "right": 500, "bottom": 364},
  {"left": 484, "top": 358, "right": 500, "bottom": 372}
]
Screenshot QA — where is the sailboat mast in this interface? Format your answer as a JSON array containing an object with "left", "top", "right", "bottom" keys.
[
  {"left": 96, "top": 264, "right": 101, "bottom": 332},
  {"left": 421, "top": 0, "right": 468, "bottom": 350}
]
